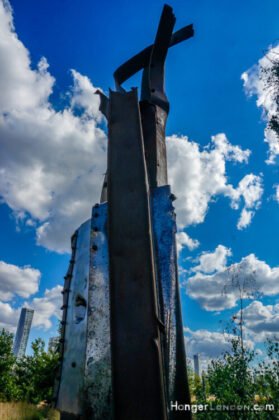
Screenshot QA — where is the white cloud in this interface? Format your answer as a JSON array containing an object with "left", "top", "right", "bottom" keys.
[
  {"left": 237, "top": 208, "right": 253, "bottom": 230},
  {"left": 184, "top": 327, "right": 253, "bottom": 359},
  {"left": 24, "top": 285, "right": 62, "bottom": 329},
  {"left": 0, "top": 301, "right": 19, "bottom": 332},
  {"left": 0, "top": 1, "right": 263, "bottom": 254},
  {"left": 176, "top": 232, "right": 199, "bottom": 253},
  {"left": 242, "top": 44, "right": 279, "bottom": 164},
  {"left": 0, "top": 0, "right": 106, "bottom": 253},
  {"left": 239, "top": 301, "right": 279, "bottom": 342},
  {"left": 193, "top": 245, "right": 231, "bottom": 274},
  {"left": 0, "top": 2, "right": 54, "bottom": 113},
  {"left": 0, "top": 284, "right": 62, "bottom": 333},
  {"left": 0, "top": 260, "right": 40, "bottom": 301},
  {"left": 70, "top": 69, "right": 103, "bottom": 119},
  {"left": 0, "top": 257, "right": 61, "bottom": 332},
  {"left": 186, "top": 246, "right": 279, "bottom": 311},
  {"left": 167, "top": 134, "right": 262, "bottom": 231},
  {"left": 274, "top": 184, "right": 279, "bottom": 202},
  {"left": 237, "top": 174, "right": 264, "bottom": 209},
  {"left": 265, "top": 128, "right": 279, "bottom": 165}
]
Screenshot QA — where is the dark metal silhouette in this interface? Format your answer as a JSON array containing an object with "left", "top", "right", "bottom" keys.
[{"left": 55, "top": 4, "right": 194, "bottom": 420}]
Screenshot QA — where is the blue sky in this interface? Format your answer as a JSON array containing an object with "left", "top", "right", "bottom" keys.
[{"left": 0, "top": 0, "right": 278, "bottom": 360}]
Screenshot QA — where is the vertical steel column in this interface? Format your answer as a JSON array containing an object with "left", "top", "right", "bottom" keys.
[
  {"left": 138, "top": 6, "right": 192, "bottom": 417},
  {"left": 107, "top": 88, "right": 167, "bottom": 420},
  {"left": 140, "top": 103, "right": 168, "bottom": 188},
  {"left": 152, "top": 186, "right": 192, "bottom": 419}
]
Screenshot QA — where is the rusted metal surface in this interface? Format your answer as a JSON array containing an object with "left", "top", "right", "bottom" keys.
[
  {"left": 140, "top": 102, "right": 168, "bottom": 188},
  {"left": 56, "top": 220, "right": 91, "bottom": 416},
  {"left": 84, "top": 202, "right": 112, "bottom": 419},
  {"left": 140, "top": 5, "right": 174, "bottom": 113},
  {"left": 107, "top": 88, "right": 168, "bottom": 420},
  {"left": 152, "top": 186, "right": 191, "bottom": 419},
  {"left": 113, "top": 23, "right": 194, "bottom": 90}
]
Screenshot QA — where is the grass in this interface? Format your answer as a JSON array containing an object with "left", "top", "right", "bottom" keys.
[{"left": 0, "top": 402, "right": 60, "bottom": 420}]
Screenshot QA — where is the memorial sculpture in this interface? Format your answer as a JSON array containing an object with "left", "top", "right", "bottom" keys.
[{"left": 54, "top": 4, "right": 194, "bottom": 419}]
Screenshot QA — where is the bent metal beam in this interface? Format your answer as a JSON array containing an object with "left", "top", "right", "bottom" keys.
[{"left": 55, "top": 4, "right": 194, "bottom": 420}]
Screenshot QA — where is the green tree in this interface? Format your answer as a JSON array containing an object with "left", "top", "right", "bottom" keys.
[
  {"left": 193, "top": 329, "right": 258, "bottom": 419},
  {"left": 203, "top": 265, "right": 258, "bottom": 408},
  {"left": 256, "top": 338, "right": 279, "bottom": 408},
  {"left": 0, "top": 328, "right": 17, "bottom": 401},
  {"left": 14, "top": 338, "right": 59, "bottom": 404},
  {"left": 207, "top": 332, "right": 255, "bottom": 406},
  {"left": 186, "top": 358, "right": 195, "bottom": 399},
  {"left": 187, "top": 356, "right": 209, "bottom": 404}
]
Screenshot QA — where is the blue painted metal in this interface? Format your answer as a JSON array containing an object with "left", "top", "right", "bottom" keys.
[
  {"left": 152, "top": 185, "right": 191, "bottom": 417},
  {"left": 56, "top": 220, "right": 90, "bottom": 416},
  {"left": 152, "top": 185, "right": 177, "bottom": 387},
  {"left": 85, "top": 203, "right": 112, "bottom": 419}
]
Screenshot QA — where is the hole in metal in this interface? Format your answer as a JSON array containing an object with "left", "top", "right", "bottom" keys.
[{"left": 74, "top": 295, "right": 87, "bottom": 324}]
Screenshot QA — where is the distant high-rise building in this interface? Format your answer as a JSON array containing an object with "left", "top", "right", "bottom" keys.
[
  {"left": 13, "top": 308, "right": 34, "bottom": 358},
  {"left": 193, "top": 354, "right": 200, "bottom": 377},
  {"left": 48, "top": 336, "right": 60, "bottom": 353}
]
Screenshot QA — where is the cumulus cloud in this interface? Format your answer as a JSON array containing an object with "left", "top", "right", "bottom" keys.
[
  {"left": 0, "top": 301, "right": 19, "bottom": 332},
  {"left": 24, "top": 285, "right": 62, "bottom": 329},
  {"left": 186, "top": 246, "right": 279, "bottom": 311},
  {"left": 167, "top": 134, "right": 263, "bottom": 231},
  {"left": 0, "top": 1, "right": 263, "bottom": 254},
  {"left": 0, "top": 2, "right": 54, "bottom": 113},
  {"left": 0, "top": 260, "right": 40, "bottom": 301},
  {"left": 232, "top": 174, "right": 263, "bottom": 230},
  {"left": 70, "top": 70, "right": 102, "bottom": 118},
  {"left": 0, "top": 0, "right": 106, "bottom": 253},
  {"left": 239, "top": 301, "right": 279, "bottom": 342},
  {"left": 237, "top": 208, "right": 253, "bottom": 230},
  {"left": 176, "top": 232, "right": 199, "bottom": 253},
  {"left": 193, "top": 245, "right": 231, "bottom": 274},
  {"left": 242, "top": 44, "right": 279, "bottom": 164},
  {"left": 0, "top": 284, "right": 62, "bottom": 333},
  {"left": 0, "top": 257, "right": 61, "bottom": 332},
  {"left": 184, "top": 327, "right": 253, "bottom": 359}
]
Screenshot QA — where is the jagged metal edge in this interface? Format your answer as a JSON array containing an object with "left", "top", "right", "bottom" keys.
[{"left": 151, "top": 185, "right": 178, "bottom": 403}]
